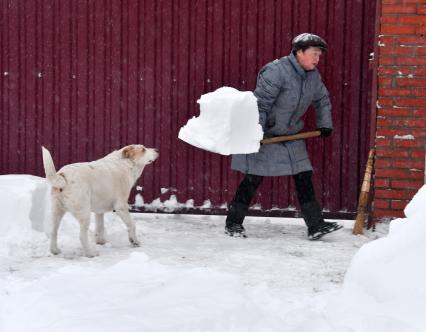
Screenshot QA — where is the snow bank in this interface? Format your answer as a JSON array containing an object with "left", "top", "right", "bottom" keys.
[
  {"left": 0, "top": 175, "right": 50, "bottom": 258},
  {"left": 178, "top": 87, "right": 263, "bottom": 155},
  {"left": 0, "top": 175, "right": 48, "bottom": 233},
  {"left": 325, "top": 185, "right": 426, "bottom": 332},
  {"left": 1, "top": 252, "right": 286, "bottom": 332}
]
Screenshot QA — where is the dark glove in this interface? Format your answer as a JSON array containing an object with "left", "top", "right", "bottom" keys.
[{"left": 318, "top": 127, "right": 333, "bottom": 138}]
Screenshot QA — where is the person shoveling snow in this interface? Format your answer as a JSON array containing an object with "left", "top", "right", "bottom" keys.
[
  {"left": 179, "top": 33, "right": 339, "bottom": 240},
  {"left": 227, "top": 33, "right": 339, "bottom": 240}
]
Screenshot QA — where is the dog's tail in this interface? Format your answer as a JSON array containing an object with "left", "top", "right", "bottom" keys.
[{"left": 41, "top": 146, "right": 66, "bottom": 189}]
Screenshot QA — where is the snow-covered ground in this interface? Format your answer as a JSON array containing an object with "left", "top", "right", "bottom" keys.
[{"left": 0, "top": 175, "right": 425, "bottom": 332}]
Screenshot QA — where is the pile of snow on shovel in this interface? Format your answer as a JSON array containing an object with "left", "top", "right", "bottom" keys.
[{"left": 178, "top": 87, "right": 263, "bottom": 155}]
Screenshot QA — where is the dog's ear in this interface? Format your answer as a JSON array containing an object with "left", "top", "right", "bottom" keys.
[{"left": 122, "top": 146, "right": 136, "bottom": 159}]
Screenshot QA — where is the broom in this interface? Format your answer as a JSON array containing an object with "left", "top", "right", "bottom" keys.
[{"left": 352, "top": 148, "right": 376, "bottom": 235}]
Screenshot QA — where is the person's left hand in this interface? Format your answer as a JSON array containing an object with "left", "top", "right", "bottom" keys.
[{"left": 318, "top": 127, "right": 333, "bottom": 138}]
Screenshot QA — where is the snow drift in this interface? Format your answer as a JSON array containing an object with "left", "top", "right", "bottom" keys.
[
  {"left": 325, "top": 184, "right": 426, "bottom": 332},
  {"left": 0, "top": 175, "right": 48, "bottom": 234}
]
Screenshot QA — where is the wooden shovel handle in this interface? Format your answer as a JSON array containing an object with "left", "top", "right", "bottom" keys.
[{"left": 260, "top": 130, "right": 321, "bottom": 145}]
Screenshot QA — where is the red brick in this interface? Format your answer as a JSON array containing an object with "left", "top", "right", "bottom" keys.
[
  {"left": 380, "top": 46, "right": 415, "bottom": 55},
  {"left": 381, "top": 25, "right": 416, "bottom": 34},
  {"left": 407, "top": 118, "right": 426, "bottom": 127},
  {"left": 390, "top": 200, "right": 409, "bottom": 210},
  {"left": 378, "top": 67, "right": 426, "bottom": 77},
  {"left": 382, "top": 4, "right": 417, "bottom": 14},
  {"left": 375, "top": 167, "right": 424, "bottom": 180},
  {"left": 379, "top": 77, "right": 394, "bottom": 86},
  {"left": 386, "top": 118, "right": 426, "bottom": 127},
  {"left": 396, "top": 77, "right": 426, "bottom": 87},
  {"left": 410, "top": 129, "right": 426, "bottom": 138},
  {"left": 375, "top": 199, "right": 390, "bottom": 209},
  {"left": 379, "top": 35, "right": 399, "bottom": 45},
  {"left": 377, "top": 108, "right": 413, "bottom": 117},
  {"left": 378, "top": 67, "right": 409, "bottom": 76},
  {"left": 411, "top": 118, "right": 426, "bottom": 126},
  {"left": 376, "top": 127, "right": 424, "bottom": 137},
  {"left": 415, "top": 47, "right": 426, "bottom": 56},
  {"left": 374, "top": 158, "right": 392, "bottom": 171},
  {"left": 396, "top": 57, "right": 426, "bottom": 65},
  {"left": 416, "top": 26, "right": 426, "bottom": 34},
  {"left": 395, "top": 97, "right": 426, "bottom": 107},
  {"left": 379, "top": 56, "right": 395, "bottom": 66},
  {"left": 391, "top": 179, "right": 424, "bottom": 189},
  {"left": 375, "top": 189, "right": 418, "bottom": 200},
  {"left": 419, "top": 5, "right": 426, "bottom": 14},
  {"left": 376, "top": 118, "right": 394, "bottom": 127},
  {"left": 373, "top": 208, "right": 405, "bottom": 219},
  {"left": 398, "top": 15, "right": 426, "bottom": 25},
  {"left": 379, "top": 87, "right": 412, "bottom": 96},
  {"left": 394, "top": 159, "right": 425, "bottom": 169},
  {"left": 375, "top": 136, "right": 392, "bottom": 146},
  {"left": 376, "top": 147, "right": 412, "bottom": 158},
  {"left": 394, "top": 210, "right": 406, "bottom": 218},
  {"left": 411, "top": 150, "right": 426, "bottom": 159},
  {"left": 394, "top": 139, "right": 425, "bottom": 149},
  {"left": 413, "top": 109, "right": 426, "bottom": 116},
  {"left": 398, "top": 35, "right": 426, "bottom": 45},
  {"left": 375, "top": 167, "right": 412, "bottom": 178},
  {"left": 374, "top": 177, "right": 391, "bottom": 187},
  {"left": 381, "top": 16, "right": 399, "bottom": 24},
  {"left": 413, "top": 68, "right": 426, "bottom": 76},
  {"left": 414, "top": 88, "right": 426, "bottom": 96},
  {"left": 377, "top": 98, "right": 394, "bottom": 107}
]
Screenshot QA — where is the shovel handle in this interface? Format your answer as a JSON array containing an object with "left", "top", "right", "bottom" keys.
[{"left": 260, "top": 130, "right": 321, "bottom": 145}]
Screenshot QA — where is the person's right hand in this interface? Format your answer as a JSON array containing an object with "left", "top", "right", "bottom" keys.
[{"left": 318, "top": 128, "right": 333, "bottom": 138}]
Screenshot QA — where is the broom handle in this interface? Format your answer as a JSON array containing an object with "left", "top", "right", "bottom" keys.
[
  {"left": 260, "top": 130, "right": 321, "bottom": 145},
  {"left": 352, "top": 148, "right": 376, "bottom": 235}
]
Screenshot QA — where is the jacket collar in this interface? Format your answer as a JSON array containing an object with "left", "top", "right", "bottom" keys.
[{"left": 288, "top": 52, "right": 307, "bottom": 79}]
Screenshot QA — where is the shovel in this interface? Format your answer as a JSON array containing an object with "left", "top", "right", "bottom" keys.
[
  {"left": 260, "top": 130, "right": 321, "bottom": 145},
  {"left": 178, "top": 87, "right": 322, "bottom": 155}
]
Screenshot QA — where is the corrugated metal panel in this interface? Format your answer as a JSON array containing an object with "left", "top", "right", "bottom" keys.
[{"left": 0, "top": 0, "right": 376, "bottom": 218}]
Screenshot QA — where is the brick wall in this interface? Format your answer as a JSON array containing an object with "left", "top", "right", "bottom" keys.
[{"left": 373, "top": 0, "right": 426, "bottom": 220}]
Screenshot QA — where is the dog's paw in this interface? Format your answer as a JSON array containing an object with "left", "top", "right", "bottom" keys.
[
  {"left": 84, "top": 251, "right": 99, "bottom": 258},
  {"left": 50, "top": 247, "right": 61, "bottom": 255},
  {"left": 130, "top": 238, "right": 141, "bottom": 247},
  {"left": 96, "top": 239, "right": 106, "bottom": 245}
]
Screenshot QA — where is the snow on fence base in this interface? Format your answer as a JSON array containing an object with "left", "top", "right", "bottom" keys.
[{"left": 178, "top": 87, "right": 264, "bottom": 155}]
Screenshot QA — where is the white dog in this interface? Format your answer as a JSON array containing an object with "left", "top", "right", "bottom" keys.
[{"left": 42, "top": 145, "right": 158, "bottom": 257}]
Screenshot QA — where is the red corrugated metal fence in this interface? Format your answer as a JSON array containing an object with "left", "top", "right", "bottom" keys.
[{"left": 0, "top": 0, "right": 376, "bottom": 218}]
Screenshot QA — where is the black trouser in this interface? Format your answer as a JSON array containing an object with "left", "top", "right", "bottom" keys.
[{"left": 225, "top": 171, "right": 324, "bottom": 228}]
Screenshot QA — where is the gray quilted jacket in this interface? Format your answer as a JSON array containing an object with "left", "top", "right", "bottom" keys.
[{"left": 231, "top": 52, "right": 332, "bottom": 176}]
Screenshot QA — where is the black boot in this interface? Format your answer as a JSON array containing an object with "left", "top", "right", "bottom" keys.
[
  {"left": 301, "top": 201, "right": 342, "bottom": 240},
  {"left": 225, "top": 174, "right": 263, "bottom": 237},
  {"left": 307, "top": 222, "right": 343, "bottom": 240},
  {"left": 225, "top": 224, "right": 247, "bottom": 237},
  {"left": 293, "top": 171, "right": 342, "bottom": 240},
  {"left": 225, "top": 202, "right": 248, "bottom": 237}
]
